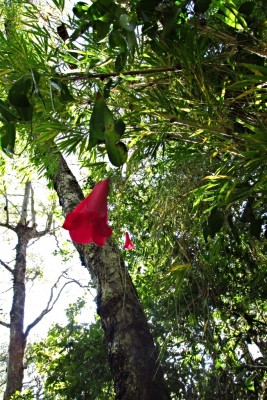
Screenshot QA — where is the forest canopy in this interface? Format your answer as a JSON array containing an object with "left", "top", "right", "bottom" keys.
[{"left": 0, "top": 0, "right": 266, "bottom": 399}]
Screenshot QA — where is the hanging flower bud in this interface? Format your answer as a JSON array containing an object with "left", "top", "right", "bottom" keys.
[
  {"left": 123, "top": 232, "right": 134, "bottom": 250},
  {"left": 63, "top": 179, "right": 112, "bottom": 246}
]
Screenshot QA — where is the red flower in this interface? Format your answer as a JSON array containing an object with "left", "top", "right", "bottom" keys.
[
  {"left": 123, "top": 232, "right": 134, "bottom": 250},
  {"left": 62, "top": 179, "right": 112, "bottom": 246}
]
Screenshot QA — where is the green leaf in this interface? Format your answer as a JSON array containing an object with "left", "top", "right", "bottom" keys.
[
  {"left": 106, "top": 140, "right": 128, "bottom": 167},
  {"left": 0, "top": 122, "right": 16, "bottom": 156},
  {"left": 245, "top": 375, "right": 255, "bottom": 391},
  {"left": 94, "top": 21, "right": 110, "bottom": 40},
  {"left": 125, "top": 31, "right": 137, "bottom": 55},
  {"left": 103, "top": 78, "right": 120, "bottom": 99},
  {"left": 15, "top": 105, "right": 33, "bottom": 121},
  {"left": 50, "top": 79, "right": 74, "bottom": 103},
  {"left": 250, "top": 219, "right": 262, "bottom": 240},
  {"left": 51, "top": 0, "right": 65, "bottom": 11},
  {"left": 8, "top": 75, "right": 33, "bottom": 108},
  {"left": 109, "top": 30, "right": 127, "bottom": 52},
  {"left": 207, "top": 209, "right": 224, "bottom": 238},
  {"left": 119, "top": 14, "right": 136, "bottom": 32},
  {"left": 73, "top": 1, "right": 90, "bottom": 18},
  {"left": 115, "top": 51, "right": 127, "bottom": 72},
  {"left": 60, "top": 83, "right": 75, "bottom": 103},
  {"left": 0, "top": 99, "right": 18, "bottom": 122},
  {"left": 114, "top": 119, "right": 126, "bottom": 137},
  {"left": 89, "top": 93, "right": 115, "bottom": 148}
]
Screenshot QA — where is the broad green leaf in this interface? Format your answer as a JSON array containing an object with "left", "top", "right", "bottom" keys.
[
  {"left": 0, "top": 122, "right": 16, "bottom": 156},
  {"left": 114, "top": 119, "right": 126, "bottom": 137},
  {"left": 89, "top": 93, "right": 115, "bottom": 148},
  {"left": 125, "top": 31, "right": 137, "bottom": 55},
  {"left": 207, "top": 209, "right": 224, "bottom": 238},
  {"left": 119, "top": 14, "right": 135, "bottom": 32},
  {"left": 0, "top": 99, "right": 18, "bottom": 122},
  {"left": 106, "top": 140, "right": 128, "bottom": 167},
  {"left": 115, "top": 51, "right": 127, "bottom": 72},
  {"left": 73, "top": 1, "right": 90, "bottom": 18},
  {"left": 245, "top": 375, "right": 255, "bottom": 391},
  {"left": 8, "top": 75, "right": 33, "bottom": 108},
  {"left": 250, "top": 219, "right": 262, "bottom": 240},
  {"left": 95, "top": 21, "right": 110, "bottom": 41},
  {"left": 109, "top": 30, "right": 127, "bottom": 52},
  {"left": 15, "top": 105, "right": 33, "bottom": 121},
  {"left": 50, "top": 79, "right": 74, "bottom": 104}
]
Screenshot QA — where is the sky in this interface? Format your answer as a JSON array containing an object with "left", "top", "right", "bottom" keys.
[
  {"left": 0, "top": 0, "right": 98, "bottom": 356},
  {"left": 0, "top": 155, "right": 97, "bottom": 350}
]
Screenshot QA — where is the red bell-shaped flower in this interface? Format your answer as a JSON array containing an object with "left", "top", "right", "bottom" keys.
[
  {"left": 62, "top": 179, "right": 112, "bottom": 246},
  {"left": 123, "top": 232, "right": 134, "bottom": 250}
]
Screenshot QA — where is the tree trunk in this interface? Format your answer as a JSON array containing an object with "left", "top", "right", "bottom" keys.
[
  {"left": 53, "top": 153, "right": 170, "bottom": 400},
  {"left": 3, "top": 184, "right": 51, "bottom": 400},
  {"left": 4, "top": 225, "right": 32, "bottom": 400}
]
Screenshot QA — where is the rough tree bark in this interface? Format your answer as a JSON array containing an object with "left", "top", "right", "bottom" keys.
[{"left": 52, "top": 153, "right": 170, "bottom": 400}]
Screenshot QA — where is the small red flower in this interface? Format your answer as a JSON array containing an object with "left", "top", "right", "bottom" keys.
[
  {"left": 62, "top": 179, "right": 112, "bottom": 246},
  {"left": 123, "top": 232, "right": 134, "bottom": 250}
]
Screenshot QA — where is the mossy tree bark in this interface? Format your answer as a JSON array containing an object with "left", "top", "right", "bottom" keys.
[{"left": 52, "top": 153, "right": 170, "bottom": 400}]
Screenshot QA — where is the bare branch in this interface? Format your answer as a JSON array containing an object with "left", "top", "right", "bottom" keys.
[
  {"left": 0, "top": 378, "right": 8, "bottom": 388},
  {"left": 0, "top": 259, "right": 14, "bottom": 275},
  {"left": 0, "top": 320, "right": 10, "bottom": 328},
  {"left": 62, "top": 270, "right": 90, "bottom": 291},
  {"left": 24, "top": 272, "right": 74, "bottom": 337},
  {"left": 0, "top": 222, "right": 16, "bottom": 232}
]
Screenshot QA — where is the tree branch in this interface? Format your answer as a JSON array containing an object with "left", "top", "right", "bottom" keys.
[
  {"left": 19, "top": 181, "right": 31, "bottom": 225},
  {"left": 0, "top": 320, "right": 10, "bottom": 328},
  {"left": 0, "top": 222, "right": 16, "bottom": 232},
  {"left": 0, "top": 259, "right": 14, "bottom": 275},
  {"left": 63, "top": 66, "right": 182, "bottom": 82},
  {"left": 24, "top": 273, "right": 73, "bottom": 337}
]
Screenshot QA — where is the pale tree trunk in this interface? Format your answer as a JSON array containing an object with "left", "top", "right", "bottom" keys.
[{"left": 52, "top": 153, "right": 170, "bottom": 400}]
